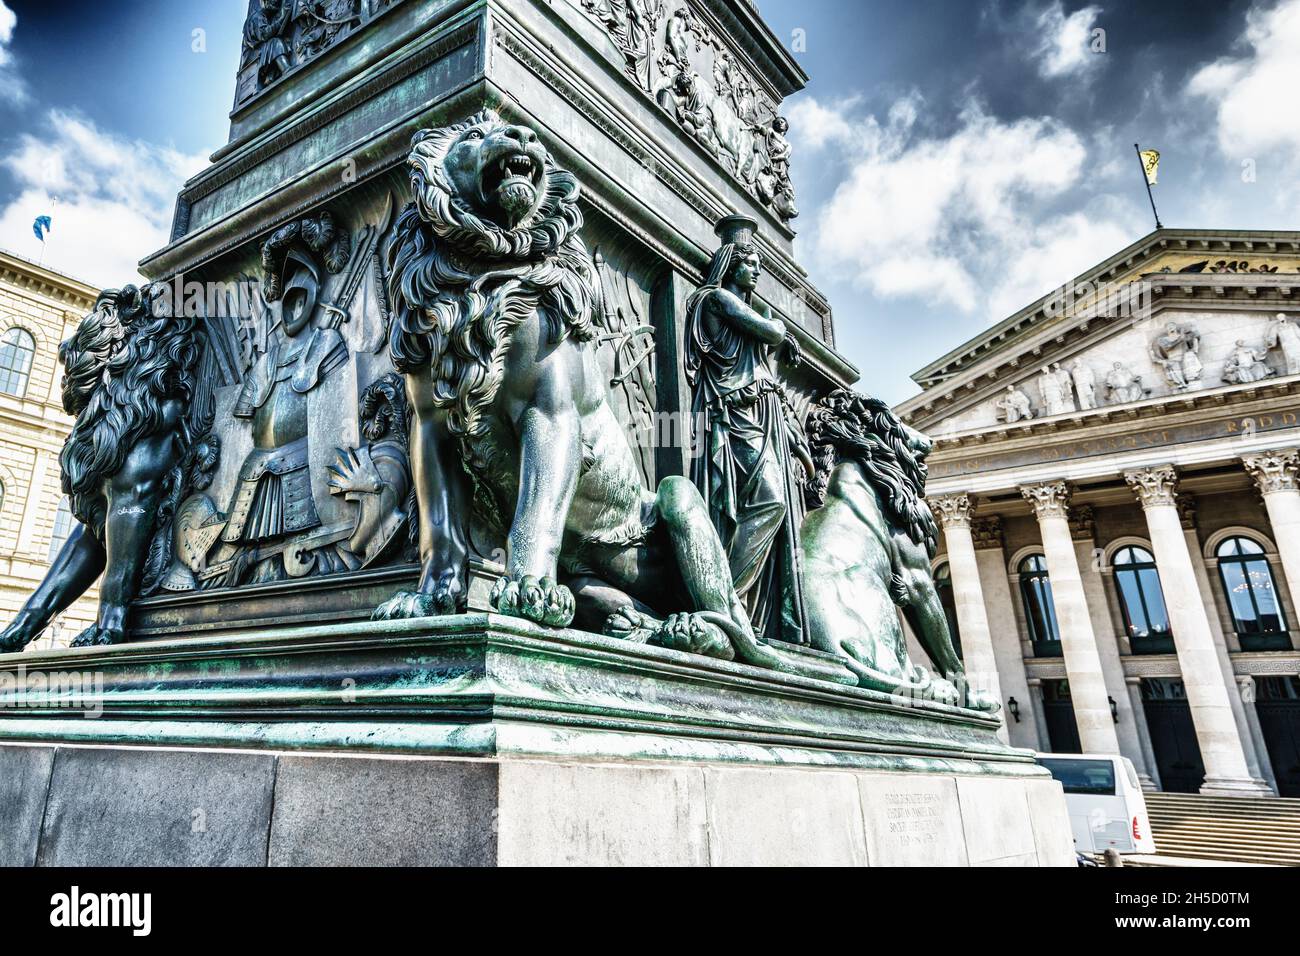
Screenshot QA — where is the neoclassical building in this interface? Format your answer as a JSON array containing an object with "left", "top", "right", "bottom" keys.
[
  {"left": 0, "top": 250, "right": 99, "bottom": 649},
  {"left": 899, "top": 228, "right": 1300, "bottom": 797}
]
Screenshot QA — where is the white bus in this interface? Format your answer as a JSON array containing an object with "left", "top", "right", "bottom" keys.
[{"left": 1035, "top": 753, "right": 1157, "bottom": 856}]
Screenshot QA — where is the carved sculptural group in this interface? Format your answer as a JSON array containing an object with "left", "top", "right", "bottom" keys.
[
  {"left": 0, "top": 111, "right": 992, "bottom": 712},
  {"left": 996, "top": 312, "right": 1300, "bottom": 425}
]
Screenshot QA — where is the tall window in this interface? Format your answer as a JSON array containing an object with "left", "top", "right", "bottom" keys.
[
  {"left": 934, "top": 562, "right": 962, "bottom": 660},
  {"left": 1216, "top": 536, "right": 1291, "bottom": 651},
  {"left": 48, "top": 497, "right": 73, "bottom": 562},
  {"left": 1019, "top": 554, "right": 1062, "bottom": 655},
  {"left": 1113, "top": 545, "right": 1173, "bottom": 653},
  {"left": 0, "top": 327, "right": 36, "bottom": 397}
]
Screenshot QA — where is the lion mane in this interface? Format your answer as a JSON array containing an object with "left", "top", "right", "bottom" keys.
[
  {"left": 58, "top": 284, "right": 201, "bottom": 545},
  {"left": 805, "top": 389, "right": 938, "bottom": 556},
  {"left": 386, "top": 110, "right": 596, "bottom": 443}
]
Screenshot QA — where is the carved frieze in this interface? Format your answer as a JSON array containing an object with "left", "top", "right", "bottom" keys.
[
  {"left": 237, "top": 0, "right": 403, "bottom": 107},
  {"left": 574, "top": 0, "right": 797, "bottom": 224}
]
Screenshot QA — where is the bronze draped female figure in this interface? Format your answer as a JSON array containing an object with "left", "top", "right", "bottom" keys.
[{"left": 685, "top": 215, "right": 812, "bottom": 645}]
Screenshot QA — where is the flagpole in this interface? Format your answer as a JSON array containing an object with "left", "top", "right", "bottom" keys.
[{"left": 1134, "top": 143, "right": 1162, "bottom": 231}]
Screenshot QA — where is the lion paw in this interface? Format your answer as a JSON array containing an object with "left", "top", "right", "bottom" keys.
[
  {"left": 372, "top": 590, "right": 439, "bottom": 621},
  {"left": 602, "top": 606, "right": 659, "bottom": 644},
  {"left": 70, "top": 625, "right": 124, "bottom": 648},
  {"left": 963, "top": 687, "right": 1001, "bottom": 713},
  {"left": 648, "top": 612, "right": 734, "bottom": 661},
  {"left": 490, "top": 575, "right": 574, "bottom": 627}
]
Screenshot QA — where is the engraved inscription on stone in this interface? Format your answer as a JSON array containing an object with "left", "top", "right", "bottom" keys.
[{"left": 882, "top": 789, "right": 943, "bottom": 848}]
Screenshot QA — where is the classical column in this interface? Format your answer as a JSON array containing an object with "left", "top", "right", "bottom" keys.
[
  {"left": 1242, "top": 448, "right": 1300, "bottom": 617},
  {"left": 1020, "top": 481, "right": 1121, "bottom": 754},
  {"left": 1125, "top": 677, "right": 1161, "bottom": 791},
  {"left": 929, "top": 494, "right": 1006, "bottom": 741},
  {"left": 1026, "top": 678, "right": 1052, "bottom": 753},
  {"left": 1124, "top": 465, "right": 1272, "bottom": 795},
  {"left": 1236, "top": 676, "right": 1279, "bottom": 794},
  {"left": 972, "top": 514, "right": 1040, "bottom": 751}
]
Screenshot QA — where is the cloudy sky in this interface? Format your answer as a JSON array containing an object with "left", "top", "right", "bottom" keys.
[{"left": 0, "top": 1, "right": 1295, "bottom": 403}]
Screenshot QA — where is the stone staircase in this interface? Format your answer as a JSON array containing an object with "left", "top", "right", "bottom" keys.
[{"left": 1144, "top": 792, "right": 1300, "bottom": 866}]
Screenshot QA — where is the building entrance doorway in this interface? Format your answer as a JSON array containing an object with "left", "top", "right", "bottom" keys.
[
  {"left": 1041, "top": 679, "right": 1081, "bottom": 753},
  {"left": 1255, "top": 676, "right": 1300, "bottom": 798},
  {"left": 1141, "top": 678, "right": 1205, "bottom": 793}
]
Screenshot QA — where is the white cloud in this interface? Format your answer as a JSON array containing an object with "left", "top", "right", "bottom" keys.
[
  {"left": 1033, "top": 2, "right": 1104, "bottom": 79},
  {"left": 0, "top": 0, "right": 27, "bottom": 104},
  {"left": 792, "top": 94, "right": 1124, "bottom": 320},
  {"left": 1189, "top": 0, "right": 1300, "bottom": 156},
  {"left": 0, "top": 111, "right": 208, "bottom": 286}
]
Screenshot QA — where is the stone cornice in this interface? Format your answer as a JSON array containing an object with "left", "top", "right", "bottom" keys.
[
  {"left": 1020, "top": 481, "right": 1071, "bottom": 520},
  {"left": 1242, "top": 448, "right": 1300, "bottom": 495},
  {"left": 899, "top": 276, "right": 1300, "bottom": 431},
  {"left": 1124, "top": 464, "right": 1180, "bottom": 510},
  {"left": 0, "top": 250, "right": 98, "bottom": 310},
  {"left": 908, "top": 228, "right": 1300, "bottom": 390},
  {"left": 924, "top": 372, "right": 1300, "bottom": 451}
]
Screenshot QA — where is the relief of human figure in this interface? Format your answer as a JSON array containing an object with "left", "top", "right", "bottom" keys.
[
  {"left": 1150, "top": 322, "right": 1203, "bottom": 390},
  {"left": 995, "top": 384, "right": 1033, "bottom": 423},
  {"left": 1222, "top": 339, "right": 1273, "bottom": 385},
  {"left": 242, "top": 0, "right": 293, "bottom": 89},
  {"left": 1265, "top": 313, "right": 1300, "bottom": 376},
  {"left": 1037, "top": 364, "right": 1068, "bottom": 416},
  {"left": 214, "top": 212, "right": 351, "bottom": 586},
  {"left": 1070, "top": 359, "right": 1097, "bottom": 410},
  {"left": 1104, "top": 361, "right": 1146, "bottom": 404},
  {"left": 685, "top": 214, "right": 812, "bottom": 645}
]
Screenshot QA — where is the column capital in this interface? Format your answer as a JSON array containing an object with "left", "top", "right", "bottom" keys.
[
  {"left": 1124, "top": 464, "right": 1179, "bottom": 510},
  {"left": 928, "top": 493, "right": 973, "bottom": 530},
  {"left": 1242, "top": 448, "right": 1300, "bottom": 495},
  {"left": 1068, "top": 505, "right": 1095, "bottom": 541},
  {"left": 1020, "top": 481, "right": 1070, "bottom": 519},
  {"left": 971, "top": 515, "right": 1004, "bottom": 549}
]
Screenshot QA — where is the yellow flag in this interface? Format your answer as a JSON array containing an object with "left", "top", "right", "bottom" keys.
[{"left": 1139, "top": 149, "right": 1160, "bottom": 186}]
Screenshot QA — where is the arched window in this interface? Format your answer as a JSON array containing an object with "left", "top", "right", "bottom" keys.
[
  {"left": 1019, "top": 554, "right": 1062, "bottom": 656},
  {"left": 1216, "top": 536, "right": 1291, "bottom": 651},
  {"left": 0, "top": 327, "right": 36, "bottom": 397},
  {"left": 48, "top": 497, "right": 73, "bottom": 562},
  {"left": 1113, "top": 545, "right": 1173, "bottom": 654},
  {"left": 934, "top": 562, "right": 962, "bottom": 660}
]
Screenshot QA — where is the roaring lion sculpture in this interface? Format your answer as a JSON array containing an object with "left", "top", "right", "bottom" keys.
[
  {"left": 0, "top": 284, "right": 201, "bottom": 651},
  {"left": 802, "top": 390, "right": 998, "bottom": 710},
  {"left": 373, "top": 110, "right": 852, "bottom": 685}
]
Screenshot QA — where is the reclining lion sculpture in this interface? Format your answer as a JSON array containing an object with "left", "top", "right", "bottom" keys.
[
  {"left": 802, "top": 390, "right": 998, "bottom": 710},
  {"left": 0, "top": 284, "right": 201, "bottom": 650},
  {"left": 372, "top": 109, "right": 853, "bottom": 685}
]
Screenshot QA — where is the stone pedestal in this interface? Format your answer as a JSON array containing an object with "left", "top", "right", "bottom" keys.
[{"left": 0, "top": 616, "right": 1073, "bottom": 866}]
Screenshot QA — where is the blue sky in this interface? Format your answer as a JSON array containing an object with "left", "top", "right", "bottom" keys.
[{"left": 0, "top": 1, "right": 1296, "bottom": 403}]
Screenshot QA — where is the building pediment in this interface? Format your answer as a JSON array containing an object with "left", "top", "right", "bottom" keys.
[
  {"left": 900, "top": 243, "right": 1300, "bottom": 435},
  {"left": 905, "top": 229, "right": 1300, "bottom": 391}
]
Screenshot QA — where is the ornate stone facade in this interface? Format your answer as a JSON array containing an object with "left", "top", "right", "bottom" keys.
[{"left": 899, "top": 228, "right": 1300, "bottom": 797}]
